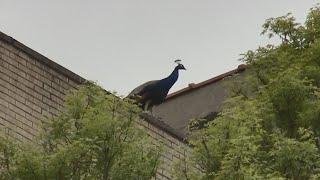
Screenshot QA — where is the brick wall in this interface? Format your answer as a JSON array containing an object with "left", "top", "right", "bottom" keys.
[
  {"left": 137, "top": 118, "right": 189, "bottom": 179},
  {"left": 0, "top": 35, "right": 83, "bottom": 142},
  {"left": 0, "top": 32, "right": 188, "bottom": 179}
]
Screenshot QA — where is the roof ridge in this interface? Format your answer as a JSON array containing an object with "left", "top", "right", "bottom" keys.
[{"left": 166, "top": 64, "right": 247, "bottom": 101}]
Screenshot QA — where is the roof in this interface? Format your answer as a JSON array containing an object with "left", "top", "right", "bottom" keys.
[{"left": 166, "top": 64, "right": 247, "bottom": 101}]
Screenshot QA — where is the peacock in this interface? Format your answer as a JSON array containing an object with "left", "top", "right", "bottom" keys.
[{"left": 127, "top": 60, "right": 186, "bottom": 111}]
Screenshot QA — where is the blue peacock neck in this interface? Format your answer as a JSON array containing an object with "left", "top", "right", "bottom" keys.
[{"left": 159, "top": 67, "right": 179, "bottom": 91}]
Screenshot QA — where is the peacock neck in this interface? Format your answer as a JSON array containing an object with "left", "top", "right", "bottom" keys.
[{"left": 160, "top": 67, "right": 179, "bottom": 90}]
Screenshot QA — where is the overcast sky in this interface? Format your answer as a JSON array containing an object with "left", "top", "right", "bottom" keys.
[{"left": 1, "top": 0, "right": 318, "bottom": 96}]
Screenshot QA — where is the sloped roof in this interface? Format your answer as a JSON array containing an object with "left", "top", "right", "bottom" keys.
[{"left": 166, "top": 64, "right": 247, "bottom": 101}]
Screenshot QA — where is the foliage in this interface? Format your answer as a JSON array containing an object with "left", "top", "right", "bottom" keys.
[
  {"left": 172, "top": 146, "right": 202, "bottom": 180},
  {"left": 176, "top": 6, "right": 320, "bottom": 179},
  {"left": 0, "top": 83, "right": 160, "bottom": 180}
]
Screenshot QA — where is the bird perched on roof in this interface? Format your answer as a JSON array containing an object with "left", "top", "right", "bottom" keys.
[{"left": 127, "top": 60, "right": 186, "bottom": 111}]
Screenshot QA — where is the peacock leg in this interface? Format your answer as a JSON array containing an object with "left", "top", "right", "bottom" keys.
[{"left": 144, "top": 100, "right": 151, "bottom": 111}]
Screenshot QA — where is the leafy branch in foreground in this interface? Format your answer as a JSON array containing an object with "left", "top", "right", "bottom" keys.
[
  {"left": 0, "top": 83, "right": 160, "bottom": 180},
  {"left": 176, "top": 5, "right": 320, "bottom": 180}
]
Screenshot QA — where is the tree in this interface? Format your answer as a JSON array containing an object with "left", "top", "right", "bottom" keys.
[
  {"left": 177, "top": 6, "right": 320, "bottom": 179},
  {"left": 0, "top": 83, "right": 160, "bottom": 180}
]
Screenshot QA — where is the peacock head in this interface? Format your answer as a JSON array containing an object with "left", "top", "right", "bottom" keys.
[{"left": 174, "top": 59, "right": 186, "bottom": 70}]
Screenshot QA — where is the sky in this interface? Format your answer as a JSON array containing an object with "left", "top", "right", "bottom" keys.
[{"left": 0, "top": 0, "right": 318, "bottom": 96}]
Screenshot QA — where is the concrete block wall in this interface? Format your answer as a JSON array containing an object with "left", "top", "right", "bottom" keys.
[{"left": 0, "top": 32, "right": 188, "bottom": 179}]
